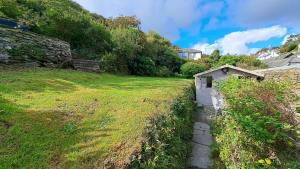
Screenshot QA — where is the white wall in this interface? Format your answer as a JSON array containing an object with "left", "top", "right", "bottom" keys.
[{"left": 195, "top": 69, "right": 258, "bottom": 110}]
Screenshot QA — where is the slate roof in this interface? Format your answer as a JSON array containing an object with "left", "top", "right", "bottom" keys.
[
  {"left": 193, "top": 64, "right": 264, "bottom": 78},
  {"left": 263, "top": 52, "right": 300, "bottom": 68}
]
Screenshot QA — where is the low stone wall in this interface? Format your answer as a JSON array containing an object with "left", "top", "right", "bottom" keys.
[
  {"left": 73, "top": 59, "right": 100, "bottom": 72},
  {"left": 0, "top": 27, "right": 72, "bottom": 67}
]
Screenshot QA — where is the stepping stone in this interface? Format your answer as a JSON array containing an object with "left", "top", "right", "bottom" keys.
[
  {"left": 190, "top": 143, "right": 212, "bottom": 169},
  {"left": 193, "top": 122, "right": 210, "bottom": 130},
  {"left": 192, "top": 130, "right": 212, "bottom": 146}
]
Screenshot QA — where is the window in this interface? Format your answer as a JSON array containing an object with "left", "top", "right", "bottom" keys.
[{"left": 207, "top": 76, "right": 213, "bottom": 88}]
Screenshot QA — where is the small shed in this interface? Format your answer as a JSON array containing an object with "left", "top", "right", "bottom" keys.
[{"left": 193, "top": 65, "right": 264, "bottom": 110}]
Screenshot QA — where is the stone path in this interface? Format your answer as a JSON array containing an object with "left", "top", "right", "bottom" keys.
[{"left": 190, "top": 107, "right": 213, "bottom": 169}]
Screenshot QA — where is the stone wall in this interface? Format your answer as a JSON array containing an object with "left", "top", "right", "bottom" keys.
[
  {"left": 0, "top": 27, "right": 72, "bottom": 67},
  {"left": 257, "top": 67, "right": 300, "bottom": 85}
]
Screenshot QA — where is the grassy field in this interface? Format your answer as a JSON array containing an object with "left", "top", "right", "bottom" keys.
[{"left": 0, "top": 68, "right": 191, "bottom": 169}]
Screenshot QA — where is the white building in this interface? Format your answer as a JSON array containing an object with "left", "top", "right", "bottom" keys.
[
  {"left": 177, "top": 48, "right": 203, "bottom": 60},
  {"left": 257, "top": 49, "right": 279, "bottom": 60},
  {"left": 194, "top": 65, "right": 264, "bottom": 111}
]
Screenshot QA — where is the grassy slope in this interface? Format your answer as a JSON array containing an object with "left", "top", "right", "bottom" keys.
[{"left": 0, "top": 68, "right": 191, "bottom": 169}]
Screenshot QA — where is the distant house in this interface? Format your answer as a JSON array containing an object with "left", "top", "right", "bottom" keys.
[
  {"left": 176, "top": 48, "right": 203, "bottom": 60},
  {"left": 263, "top": 52, "right": 300, "bottom": 68},
  {"left": 256, "top": 48, "right": 279, "bottom": 60},
  {"left": 194, "top": 65, "right": 264, "bottom": 110}
]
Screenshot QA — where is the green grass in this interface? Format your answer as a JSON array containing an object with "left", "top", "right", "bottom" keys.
[{"left": 0, "top": 68, "right": 191, "bottom": 169}]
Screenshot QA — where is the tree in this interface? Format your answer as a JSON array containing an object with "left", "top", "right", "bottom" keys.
[
  {"left": 145, "top": 31, "right": 184, "bottom": 75},
  {"left": 110, "top": 28, "right": 146, "bottom": 74},
  {"left": 210, "top": 49, "right": 221, "bottom": 62}
]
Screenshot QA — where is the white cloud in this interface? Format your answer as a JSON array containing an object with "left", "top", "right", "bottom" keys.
[
  {"left": 227, "top": 0, "right": 300, "bottom": 32},
  {"left": 73, "top": 0, "right": 223, "bottom": 40},
  {"left": 193, "top": 25, "right": 287, "bottom": 55}
]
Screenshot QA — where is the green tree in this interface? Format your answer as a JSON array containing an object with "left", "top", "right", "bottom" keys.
[
  {"left": 146, "top": 31, "right": 184, "bottom": 74},
  {"left": 210, "top": 49, "right": 221, "bottom": 62}
]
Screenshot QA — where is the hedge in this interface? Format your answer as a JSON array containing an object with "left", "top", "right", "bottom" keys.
[{"left": 130, "top": 85, "right": 196, "bottom": 169}]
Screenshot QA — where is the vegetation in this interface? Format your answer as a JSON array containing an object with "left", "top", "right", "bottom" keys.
[
  {"left": 279, "top": 34, "right": 300, "bottom": 53},
  {"left": 0, "top": 67, "right": 191, "bottom": 168},
  {"left": 130, "top": 87, "right": 195, "bottom": 169},
  {"left": 179, "top": 52, "right": 268, "bottom": 78},
  {"left": 212, "top": 77, "right": 299, "bottom": 168},
  {"left": 0, "top": 0, "right": 185, "bottom": 76},
  {"left": 7, "top": 44, "right": 46, "bottom": 61},
  {"left": 180, "top": 62, "right": 207, "bottom": 78}
]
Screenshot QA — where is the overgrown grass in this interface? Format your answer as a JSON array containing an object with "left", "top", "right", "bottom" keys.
[
  {"left": 0, "top": 67, "right": 191, "bottom": 169},
  {"left": 211, "top": 77, "right": 299, "bottom": 169}
]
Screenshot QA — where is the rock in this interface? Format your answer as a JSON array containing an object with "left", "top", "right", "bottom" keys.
[{"left": 0, "top": 27, "right": 72, "bottom": 68}]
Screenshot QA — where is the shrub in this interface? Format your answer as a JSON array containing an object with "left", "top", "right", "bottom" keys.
[
  {"left": 180, "top": 62, "right": 207, "bottom": 78},
  {"left": 8, "top": 44, "right": 46, "bottom": 61},
  {"left": 129, "top": 56, "right": 156, "bottom": 76},
  {"left": 280, "top": 42, "right": 298, "bottom": 53},
  {"left": 130, "top": 86, "right": 195, "bottom": 169},
  {"left": 212, "top": 77, "right": 298, "bottom": 168},
  {"left": 157, "top": 66, "right": 173, "bottom": 77},
  {"left": 100, "top": 53, "right": 119, "bottom": 73}
]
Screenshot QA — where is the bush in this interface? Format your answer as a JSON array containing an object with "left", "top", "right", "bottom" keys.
[
  {"left": 157, "top": 66, "right": 173, "bottom": 77},
  {"left": 8, "top": 44, "right": 46, "bottom": 61},
  {"left": 280, "top": 42, "right": 298, "bottom": 53},
  {"left": 180, "top": 62, "right": 207, "bottom": 78},
  {"left": 130, "top": 86, "right": 195, "bottom": 169},
  {"left": 129, "top": 56, "right": 156, "bottom": 76},
  {"left": 100, "top": 53, "right": 119, "bottom": 73},
  {"left": 212, "top": 77, "right": 299, "bottom": 168}
]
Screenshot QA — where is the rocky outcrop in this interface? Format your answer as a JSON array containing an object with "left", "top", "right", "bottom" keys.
[{"left": 0, "top": 27, "right": 72, "bottom": 67}]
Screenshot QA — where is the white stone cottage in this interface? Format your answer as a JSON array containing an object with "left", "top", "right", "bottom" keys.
[{"left": 194, "top": 65, "right": 264, "bottom": 110}]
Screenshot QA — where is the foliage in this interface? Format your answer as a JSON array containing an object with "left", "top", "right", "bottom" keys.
[
  {"left": 210, "top": 49, "right": 221, "bottom": 62},
  {"left": 207, "top": 54, "right": 268, "bottom": 70},
  {"left": 0, "top": 0, "right": 113, "bottom": 59},
  {"left": 0, "top": 0, "right": 186, "bottom": 76},
  {"left": 0, "top": 67, "right": 191, "bottom": 168},
  {"left": 279, "top": 34, "right": 300, "bottom": 53},
  {"left": 100, "top": 53, "right": 119, "bottom": 73},
  {"left": 130, "top": 56, "right": 157, "bottom": 76},
  {"left": 0, "top": 0, "right": 20, "bottom": 19},
  {"left": 212, "top": 77, "right": 299, "bottom": 168},
  {"left": 130, "top": 86, "right": 195, "bottom": 169},
  {"left": 7, "top": 44, "right": 46, "bottom": 61},
  {"left": 106, "top": 16, "right": 141, "bottom": 29},
  {"left": 280, "top": 42, "right": 298, "bottom": 53},
  {"left": 237, "top": 56, "right": 268, "bottom": 70},
  {"left": 157, "top": 66, "right": 173, "bottom": 77},
  {"left": 180, "top": 62, "right": 207, "bottom": 78}
]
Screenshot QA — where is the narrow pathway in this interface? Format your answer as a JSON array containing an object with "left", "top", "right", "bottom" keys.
[{"left": 190, "top": 107, "right": 213, "bottom": 169}]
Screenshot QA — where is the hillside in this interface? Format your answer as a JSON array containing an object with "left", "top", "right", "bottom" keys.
[
  {"left": 0, "top": 67, "right": 191, "bottom": 168},
  {"left": 0, "top": 0, "right": 184, "bottom": 77}
]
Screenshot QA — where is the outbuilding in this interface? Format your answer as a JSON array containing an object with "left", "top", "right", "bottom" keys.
[{"left": 194, "top": 65, "right": 264, "bottom": 110}]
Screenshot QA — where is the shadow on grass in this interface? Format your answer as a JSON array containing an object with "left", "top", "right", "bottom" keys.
[{"left": 0, "top": 95, "right": 119, "bottom": 169}]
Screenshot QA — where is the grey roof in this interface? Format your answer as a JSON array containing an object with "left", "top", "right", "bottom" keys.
[
  {"left": 263, "top": 52, "right": 300, "bottom": 68},
  {"left": 193, "top": 64, "right": 264, "bottom": 78},
  {"left": 177, "top": 48, "right": 202, "bottom": 53}
]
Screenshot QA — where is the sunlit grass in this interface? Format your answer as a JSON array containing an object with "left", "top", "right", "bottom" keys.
[{"left": 0, "top": 68, "right": 191, "bottom": 169}]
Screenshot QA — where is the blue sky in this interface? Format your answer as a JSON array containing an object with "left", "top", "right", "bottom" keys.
[{"left": 73, "top": 0, "right": 299, "bottom": 54}]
